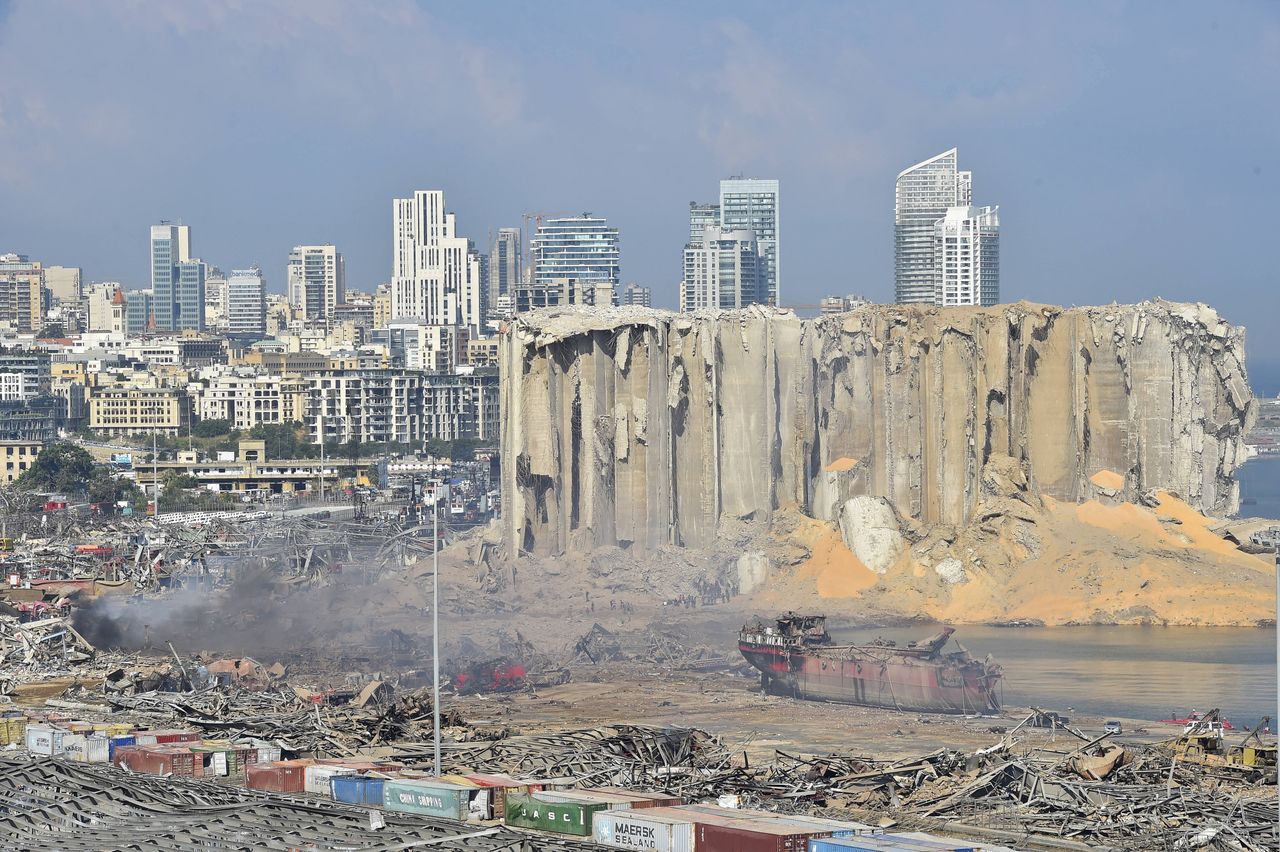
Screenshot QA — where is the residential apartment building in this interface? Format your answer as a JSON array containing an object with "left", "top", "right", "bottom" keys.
[
  {"left": 621, "top": 282, "right": 652, "bottom": 308},
  {"left": 372, "top": 283, "right": 392, "bottom": 328},
  {"left": 44, "top": 266, "right": 81, "bottom": 305},
  {"left": 226, "top": 267, "right": 267, "bottom": 338},
  {"left": 391, "top": 190, "right": 485, "bottom": 335},
  {"left": 0, "top": 253, "right": 46, "bottom": 333},
  {"left": 194, "top": 373, "right": 308, "bottom": 430},
  {"left": 719, "top": 178, "right": 779, "bottom": 305},
  {"left": 935, "top": 205, "right": 1000, "bottom": 306},
  {"left": 422, "top": 370, "right": 498, "bottom": 442},
  {"left": 0, "top": 348, "right": 51, "bottom": 401},
  {"left": 531, "top": 216, "right": 620, "bottom": 302},
  {"left": 894, "top": 148, "right": 973, "bottom": 304},
  {"left": 87, "top": 386, "right": 191, "bottom": 436},
  {"left": 306, "top": 370, "right": 424, "bottom": 446},
  {"left": 376, "top": 321, "right": 468, "bottom": 372},
  {"left": 688, "top": 202, "right": 720, "bottom": 243},
  {"left": 0, "top": 440, "right": 41, "bottom": 485},
  {"left": 680, "top": 226, "right": 763, "bottom": 311},
  {"left": 287, "top": 245, "right": 345, "bottom": 321},
  {"left": 514, "top": 278, "right": 614, "bottom": 313},
  {"left": 467, "top": 337, "right": 500, "bottom": 368}
]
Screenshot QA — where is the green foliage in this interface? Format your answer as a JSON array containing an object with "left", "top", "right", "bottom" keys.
[
  {"left": 248, "top": 423, "right": 317, "bottom": 459},
  {"left": 192, "top": 419, "right": 234, "bottom": 439},
  {"left": 17, "top": 442, "right": 95, "bottom": 494}
]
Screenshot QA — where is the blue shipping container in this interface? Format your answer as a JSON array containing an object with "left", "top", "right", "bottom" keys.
[
  {"left": 331, "top": 775, "right": 385, "bottom": 807},
  {"left": 809, "top": 834, "right": 977, "bottom": 852},
  {"left": 108, "top": 736, "right": 135, "bottom": 760}
]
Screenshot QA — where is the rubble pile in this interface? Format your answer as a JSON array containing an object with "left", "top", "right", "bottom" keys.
[{"left": 93, "top": 684, "right": 462, "bottom": 755}]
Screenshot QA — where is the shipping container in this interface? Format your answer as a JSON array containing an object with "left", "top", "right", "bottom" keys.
[
  {"left": 25, "top": 724, "right": 69, "bottom": 756},
  {"left": 808, "top": 835, "right": 979, "bottom": 852},
  {"left": 580, "top": 787, "right": 685, "bottom": 809},
  {"left": 0, "top": 717, "right": 27, "bottom": 746},
  {"left": 503, "top": 791, "right": 606, "bottom": 837},
  {"left": 132, "top": 732, "right": 158, "bottom": 746},
  {"left": 656, "top": 806, "right": 836, "bottom": 852},
  {"left": 462, "top": 773, "right": 528, "bottom": 818},
  {"left": 255, "top": 745, "right": 283, "bottom": 764},
  {"left": 114, "top": 745, "right": 199, "bottom": 778},
  {"left": 66, "top": 722, "right": 94, "bottom": 733},
  {"left": 153, "top": 730, "right": 200, "bottom": 745},
  {"left": 108, "top": 736, "right": 135, "bottom": 760},
  {"left": 61, "top": 733, "right": 110, "bottom": 763},
  {"left": 330, "top": 775, "right": 386, "bottom": 807},
  {"left": 382, "top": 779, "right": 473, "bottom": 821},
  {"left": 593, "top": 808, "right": 696, "bottom": 852},
  {"left": 305, "top": 764, "right": 357, "bottom": 795},
  {"left": 246, "top": 762, "right": 308, "bottom": 793}
]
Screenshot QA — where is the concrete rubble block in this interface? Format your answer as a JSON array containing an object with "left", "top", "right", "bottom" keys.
[
  {"left": 837, "top": 496, "right": 905, "bottom": 575},
  {"left": 736, "top": 551, "right": 770, "bottom": 594}
]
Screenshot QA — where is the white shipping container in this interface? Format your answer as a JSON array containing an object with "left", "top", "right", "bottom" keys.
[
  {"left": 305, "top": 764, "right": 356, "bottom": 795},
  {"left": 25, "top": 725, "right": 68, "bottom": 756},
  {"left": 593, "top": 809, "right": 695, "bottom": 852},
  {"left": 61, "top": 734, "right": 110, "bottom": 763},
  {"left": 133, "top": 733, "right": 158, "bottom": 746},
  {"left": 255, "top": 746, "right": 282, "bottom": 764}
]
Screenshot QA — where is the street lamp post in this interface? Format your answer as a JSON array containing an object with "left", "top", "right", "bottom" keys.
[{"left": 432, "top": 484, "right": 445, "bottom": 777}]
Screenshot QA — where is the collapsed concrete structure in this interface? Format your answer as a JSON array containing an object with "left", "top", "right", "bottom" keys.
[{"left": 500, "top": 302, "right": 1254, "bottom": 556}]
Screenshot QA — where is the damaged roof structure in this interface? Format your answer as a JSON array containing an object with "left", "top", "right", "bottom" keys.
[{"left": 499, "top": 302, "right": 1255, "bottom": 555}]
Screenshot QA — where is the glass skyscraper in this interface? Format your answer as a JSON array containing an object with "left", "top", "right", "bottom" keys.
[
  {"left": 894, "top": 149, "right": 972, "bottom": 304},
  {"left": 719, "top": 178, "right": 779, "bottom": 305},
  {"left": 150, "top": 223, "right": 203, "bottom": 330},
  {"left": 531, "top": 216, "right": 620, "bottom": 291}
]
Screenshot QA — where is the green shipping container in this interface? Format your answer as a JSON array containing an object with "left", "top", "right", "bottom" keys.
[
  {"left": 383, "top": 779, "right": 470, "bottom": 820},
  {"left": 504, "top": 792, "right": 606, "bottom": 837}
]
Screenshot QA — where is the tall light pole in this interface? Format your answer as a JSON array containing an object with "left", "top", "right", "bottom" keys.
[
  {"left": 152, "top": 429, "right": 160, "bottom": 518},
  {"left": 432, "top": 483, "right": 445, "bottom": 777}
]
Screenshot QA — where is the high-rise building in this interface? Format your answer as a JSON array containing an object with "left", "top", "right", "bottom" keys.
[
  {"left": 287, "top": 245, "right": 345, "bottom": 321},
  {"left": 391, "top": 190, "right": 485, "bottom": 335},
  {"left": 150, "top": 223, "right": 203, "bottom": 330},
  {"left": 44, "top": 266, "right": 81, "bottom": 305},
  {"left": 226, "top": 267, "right": 267, "bottom": 338},
  {"left": 531, "top": 216, "right": 620, "bottom": 301},
  {"left": 373, "top": 282, "right": 392, "bottom": 328},
  {"left": 0, "top": 253, "right": 45, "bottom": 333},
  {"left": 124, "top": 289, "right": 155, "bottom": 335},
  {"left": 621, "top": 282, "right": 652, "bottom": 308},
  {"left": 488, "top": 228, "right": 521, "bottom": 315},
  {"left": 719, "top": 178, "right": 779, "bottom": 305},
  {"left": 934, "top": 206, "right": 1000, "bottom": 306},
  {"left": 688, "top": 202, "right": 720, "bottom": 243},
  {"left": 680, "top": 226, "right": 763, "bottom": 312},
  {"left": 894, "top": 149, "right": 972, "bottom": 304}
]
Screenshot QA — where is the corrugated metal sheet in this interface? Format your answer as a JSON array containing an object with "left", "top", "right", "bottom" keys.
[
  {"left": 503, "top": 792, "right": 605, "bottom": 837},
  {"left": 107, "top": 735, "right": 135, "bottom": 760},
  {"left": 382, "top": 779, "right": 470, "bottom": 820},
  {"left": 582, "top": 787, "right": 685, "bottom": 808},
  {"left": 593, "top": 808, "right": 696, "bottom": 852}
]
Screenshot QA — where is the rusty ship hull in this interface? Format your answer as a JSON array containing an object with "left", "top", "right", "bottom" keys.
[{"left": 739, "top": 618, "right": 1002, "bottom": 714}]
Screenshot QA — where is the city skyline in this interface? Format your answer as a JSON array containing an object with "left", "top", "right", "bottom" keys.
[{"left": 0, "top": 3, "right": 1276, "bottom": 365}]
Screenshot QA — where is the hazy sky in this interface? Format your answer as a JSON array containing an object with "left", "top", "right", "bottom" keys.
[{"left": 2, "top": 2, "right": 1278, "bottom": 370}]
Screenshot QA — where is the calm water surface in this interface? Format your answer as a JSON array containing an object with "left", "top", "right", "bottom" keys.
[
  {"left": 1237, "top": 456, "right": 1280, "bottom": 520},
  {"left": 830, "top": 623, "right": 1277, "bottom": 728}
]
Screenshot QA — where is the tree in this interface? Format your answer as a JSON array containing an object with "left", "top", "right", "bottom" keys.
[
  {"left": 17, "top": 442, "right": 95, "bottom": 495},
  {"left": 192, "top": 419, "right": 234, "bottom": 439}
]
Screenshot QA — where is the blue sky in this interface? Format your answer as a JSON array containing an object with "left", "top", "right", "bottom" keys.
[{"left": 1, "top": 2, "right": 1278, "bottom": 376}]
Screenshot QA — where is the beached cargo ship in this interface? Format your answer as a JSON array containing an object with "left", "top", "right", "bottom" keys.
[{"left": 738, "top": 614, "right": 1003, "bottom": 714}]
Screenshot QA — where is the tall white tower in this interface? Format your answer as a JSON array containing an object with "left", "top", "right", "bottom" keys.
[
  {"left": 391, "top": 190, "right": 484, "bottom": 335},
  {"left": 287, "top": 245, "right": 345, "bottom": 321},
  {"left": 895, "top": 149, "right": 971, "bottom": 304},
  {"left": 934, "top": 206, "right": 1000, "bottom": 307}
]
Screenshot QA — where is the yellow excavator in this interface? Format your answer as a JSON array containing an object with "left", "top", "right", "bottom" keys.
[{"left": 1226, "top": 716, "right": 1277, "bottom": 773}]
